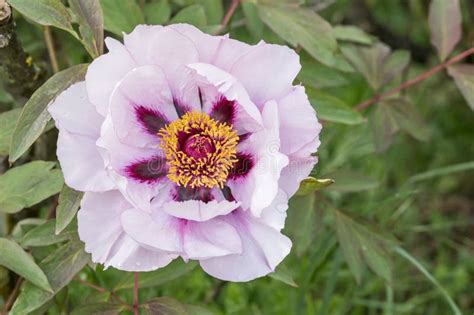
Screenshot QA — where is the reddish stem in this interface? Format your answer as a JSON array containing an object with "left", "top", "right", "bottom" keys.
[
  {"left": 215, "top": 0, "right": 240, "bottom": 35},
  {"left": 355, "top": 47, "right": 474, "bottom": 111},
  {"left": 133, "top": 272, "right": 139, "bottom": 315}
]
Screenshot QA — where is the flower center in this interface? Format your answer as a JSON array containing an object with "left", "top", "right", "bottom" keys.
[{"left": 158, "top": 111, "right": 239, "bottom": 189}]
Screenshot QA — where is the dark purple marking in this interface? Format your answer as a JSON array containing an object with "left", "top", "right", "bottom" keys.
[
  {"left": 173, "top": 98, "right": 190, "bottom": 117},
  {"left": 174, "top": 186, "right": 214, "bottom": 203},
  {"left": 228, "top": 152, "right": 254, "bottom": 180},
  {"left": 125, "top": 156, "right": 168, "bottom": 183},
  {"left": 210, "top": 97, "right": 236, "bottom": 125},
  {"left": 135, "top": 105, "right": 168, "bottom": 135},
  {"left": 238, "top": 133, "right": 251, "bottom": 144},
  {"left": 221, "top": 185, "right": 236, "bottom": 201}
]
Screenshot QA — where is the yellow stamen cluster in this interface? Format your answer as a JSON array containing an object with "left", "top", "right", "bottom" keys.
[{"left": 158, "top": 111, "right": 239, "bottom": 189}]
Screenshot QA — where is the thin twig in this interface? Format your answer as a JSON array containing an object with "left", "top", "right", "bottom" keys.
[
  {"left": 75, "top": 278, "right": 130, "bottom": 308},
  {"left": 354, "top": 47, "right": 474, "bottom": 111},
  {"left": 43, "top": 26, "right": 59, "bottom": 73},
  {"left": 215, "top": 0, "right": 240, "bottom": 35},
  {"left": 2, "top": 278, "right": 23, "bottom": 314},
  {"left": 133, "top": 272, "right": 139, "bottom": 315}
]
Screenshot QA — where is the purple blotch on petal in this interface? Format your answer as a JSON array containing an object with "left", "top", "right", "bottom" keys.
[
  {"left": 228, "top": 152, "right": 254, "bottom": 180},
  {"left": 135, "top": 105, "right": 169, "bottom": 135},
  {"left": 210, "top": 97, "right": 236, "bottom": 125},
  {"left": 174, "top": 186, "right": 214, "bottom": 203},
  {"left": 125, "top": 156, "right": 168, "bottom": 183}
]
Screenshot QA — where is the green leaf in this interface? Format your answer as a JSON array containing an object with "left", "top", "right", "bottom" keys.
[
  {"left": 170, "top": 4, "right": 207, "bottom": 28},
  {"left": 257, "top": 4, "right": 350, "bottom": 71},
  {"left": 333, "top": 25, "right": 374, "bottom": 45},
  {"left": 269, "top": 264, "right": 298, "bottom": 287},
  {"left": 370, "top": 102, "right": 399, "bottom": 152},
  {"left": 383, "top": 50, "right": 411, "bottom": 85},
  {"left": 0, "top": 238, "right": 52, "bottom": 292},
  {"left": 8, "top": 0, "right": 77, "bottom": 37},
  {"left": 428, "top": 0, "right": 462, "bottom": 61},
  {"left": 71, "top": 303, "right": 125, "bottom": 315},
  {"left": 242, "top": 1, "right": 264, "bottom": 39},
  {"left": 115, "top": 260, "right": 197, "bottom": 290},
  {"left": 334, "top": 209, "right": 394, "bottom": 283},
  {"left": 326, "top": 170, "right": 379, "bottom": 192},
  {"left": 409, "top": 161, "right": 474, "bottom": 184},
  {"left": 0, "top": 108, "right": 21, "bottom": 156},
  {"left": 298, "top": 53, "right": 349, "bottom": 89},
  {"left": 394, "top": 246, "right": 462, "bottom": 315},
  {"left": 287, "top": 194, "right": 317, "bottom": 256},
  {"left": 197, "top": 0, "right": 223, "bottom": 25},
  {"left": 56, "top": 185, "right": 83, "bottom": 234},
  {"left": 447, "top": 64, "right": 474, "bottom": 110},
  {"left": 10, "top": 240, "right": 90, "bottom": 315},
  {"left": 307, "top": 90, "right": 364, "bottom": 125},
  {"left": 141, "top": 297, "right": 208, "bottom": 315},
  {"left": 21, "top": 220, "right": 76, "bottom": 247},
  {"left": 69, "top": 0, "right": 104, "bottom": 58},
  {"left": 100, "top": 0, "right": 144, "bottom": 36},
  {"left": 0, "top": 161, "right": 64, "bottom": 214},
  {"left": 296, "top": 177, "right": 334, "bottom": 196},
  {"left": 144, "top": 0, "right": 171, "bottom": 25},
  {"left": 9, "top": 64, "right": 88, "bottom": 162}
]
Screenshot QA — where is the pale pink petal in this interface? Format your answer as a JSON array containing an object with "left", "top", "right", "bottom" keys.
[
  {"left": 279, "top": 156, "right": 318, "bottom": 197},
  {"left": 121, "top": 209, "right": 182, "bottom": 253},
  {"left": 56, "top": 130, "right": 114, "bottom": 191},
  {"left": 212, "top": 37, "right": 255, "bottom": 71},
  {"left": 189, "top": 63, "right": 263, "bottom": 132},
  {"left": 278, "top": 86, "right": 321, "bottom": 156},
  {"left": 227, "top": 101, "right": 289, "bottom": 216},
  {"left": 85, "top": 38, "right": 136, "bottom": 116},
  {"left": 48, "top": 82, "right": 103, "bottom": 137},
  {"left": 200, "top": 211, "right": 291, "bottom": 282},
  {"left": 230, "top": 42, "right": 301, "bottom": 105},
  {"left": 78, "top": 190, "right": 176, "bottom": 271},
  {"left": 163, "top": 199, "right": 240, "bottom": 222},
  {"left": 183, "top": 219, "right": 242, "bottom": 259},
  {"left": 259, "top": 189, "right": 289, "bottom": 231}
]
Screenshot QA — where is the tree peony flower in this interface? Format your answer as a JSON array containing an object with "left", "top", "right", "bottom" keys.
[{"left": 48, "top": 24, "right": 321, "bottom": 281}]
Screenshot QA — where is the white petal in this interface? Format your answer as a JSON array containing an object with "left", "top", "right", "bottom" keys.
[{"left": 163, "top": 199, "right": 240, "bottom": 222}]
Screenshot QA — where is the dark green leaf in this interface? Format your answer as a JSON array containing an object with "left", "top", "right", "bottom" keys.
[
  {"left": 8, "top": 0, "right": 77, "bottom": 37},
  {"left": 71, "top": 303, "right": 125, "bottom": 315},
  {"left": 0, "top": 108, "right": 21, "bottom": 156},
  {"left": 115, "top": 260, "right": 197, "bottom": 290},
  {"left": 242, "top": 1, "right": 264, "bottom": 39},
  {"left": 11, "top": 218, "right": 47, "bottom": 241},
  {"left": 0, "top": 238, "right": 52, "bottom": 292},
  {"left": 141, "top": 297, "right": 211, "bottom": 315},
  {"left": 170, "top": 4, "right": 207, "bottom": 28},
  {"left": 9, "top": 64, "right": 88, "bottom": 162},
  {"left": 326, "top": 170, "right": 379, "bottom": 192},
  {"left": 370, "top": 102, "right": 399, "bottom": 152},
  {"left": 144, "top": 0, "right": 171, "bottom": 25},
  {"left": 0, "top": 161, "right": 63, "bottom": 214},
  {"left": 307, "top": 90, "right": 364, "bottom": 125},
  {"left": 56, "top": 185, "right": 83, "bottom": 234},
  {"left": 21, "top": 220, "right": 76, "bottom": 247},
  {"left": 197, "top": 0, "right": 223, "bottom": 25},
  {"left": 287, "top": 194, "right": 317, "bottom": 256},
  {"left": 10, "top": 240, "right": 90, "bottom": 314},
  {"left": 296, "top": 177, "right": 334, "bottom": 196},
  {"left": 428, "top": 0, "right": 461, "bottom": 61},
  {"left": 383, "top": 50, "right": 411, "bottom": 85},
  {"left": 333, "top": 25, "right": 374, "bottom": 45},
  {"left": 269, "top": 264, "right": 298, "bottom": 287},
  {"left": 409, "top": 161, "right": 474, "bottom": 184},
  {"left": 448, "top": 64, "right": 474, "bottom": 110},
  {"left": 298, "top": 53, "right": 349, "bottom": 89},
  {"left": 69, "top": 0, "right": 104, "bottom": 57},
  {"left": 100, "top": 0, "right": 144, "bottom": 36}
]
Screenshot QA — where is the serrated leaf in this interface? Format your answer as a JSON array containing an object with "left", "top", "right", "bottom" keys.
[
  {"left": 0, "top": 161, "right": 64, "bottom": 214},
  {"left": 296, "top": 177, "right": 334, "bottom": 196},
  {"left": 170, "top": 4, "right": 207, "bottom": 28},
  {"left": 0, "top": 108, "right": 21, "bottom": 156},
  {"left": 69, "top": 0, "right": 104, "bottom": 58},
  {"left": 307, "top": 90, "right": 364, "bottom": 125},
  {"left": 115, "top": 260, "right": 197, "bottom": 290},
  {"left": 21, "top": 220, "right": 76, "bottom": 247},
  {"left": 428, "top": 0, "right": 462, "bottom": 61},
  {"left": 257, "top": 4, "right": 351, "bottom": 71},
  {"left": 334, "top": 209, "right": 394, "bottom": 283},
  {"left": 100, "top": 0, "right": 144, "bottom": 36},
  {"left": 144, "top": 0, "right": 171, "bottom": 25},
  {"left": 333, "top": 25, "right": 374, "bottom": 45},
  {"left": 10, "top": 240, "right": 90, "bottom": 314},
  {"left": 56, "top": 185, "right": 83, "bottom": 234},
  {"left": 8, "top": 0, "right": 77, "bottom": 37},
  {"left": 71, "top": 303, "right": 125, "bottom": 315},
  {"left": 9, "top": 64, "right": 88, "bottom": 162},
  {"left": 0, "top": 238, "right": 52, "bottom": 292},
  {"left": 447, "top": 64, "right": 474, "bottom": 110}
]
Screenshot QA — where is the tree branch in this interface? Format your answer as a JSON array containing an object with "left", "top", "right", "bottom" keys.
[{"left": 0, "top": 2, "right": 45, "bottom": 98}]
